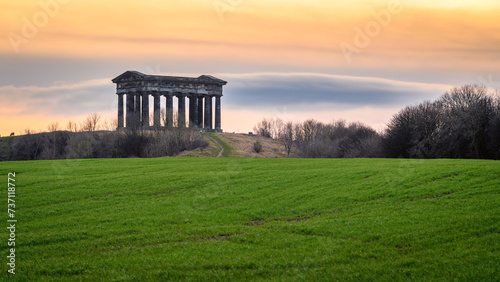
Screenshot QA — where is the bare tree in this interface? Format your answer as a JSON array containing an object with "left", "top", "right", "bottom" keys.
[
  {"left": 81, "top": 113, "right": 102, "bottom": 132},
  {"left": 254, "top": 118, "right": 383, "bottom": 158},
  {"left": 272, "top": 118, "right": 284, "bottom": 139},
  {"left": 254, "top": 118, "right": 273, "bottom": 138},
  {"left": 101, "top": 118, "right": 118, "bottom": 131},
  {"left": 48, "top": 122, "right": 59, "bottom": 132},
  {"left": 294, "top": 119, "right": 323, "bottom": 153},
  {"left": 407, "top": 101, "right": 441, "bottom": 158},
  {"left": 383, "top": 84, "right": 498, "bottom": 159},
  {"left": 253, "top": 118, "right": 285, "bottom": 139},
  {"left": 67, "top": 121, "right": 79, "bottom": 132},
  {"left": 12, "top": 129, "right": 44, "bottom": 160},
  {"left": 278, "top": 121, "right": 294, "bottom": 157},
  {"left": 489, "top": 97, "right": 500, "bottom": 159},
  {"left": 301, "top": 119, "right": 322, "bottom": 143},
  {"left": 46, "top": 122, "right": 60, "bottom": 159},
  {"left": 66, "top": 132, "right": 96, "bottom": 159},
  {"left": 437, "top": 85, "right": 494, "bottom": 158},
  {"left": 383, "top": 105, "right": 418, "bottom": 158}
]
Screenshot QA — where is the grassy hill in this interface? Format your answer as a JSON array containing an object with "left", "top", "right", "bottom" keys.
[
  {"left": 1, "top": 158, "right": 499, "bottom": 280},
  {"left": 181, "top": 133, "right": 286, "bottom": 158}
]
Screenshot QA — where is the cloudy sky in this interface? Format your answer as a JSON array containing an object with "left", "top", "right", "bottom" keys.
[{"left": 1, "top": 0, "right": 499, "bottom": 135}]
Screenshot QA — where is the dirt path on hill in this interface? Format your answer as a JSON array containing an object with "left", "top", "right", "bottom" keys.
[
  {"left": 179, "top": 132, "right": 287, "bottom": 158},
  {"left": 207, "top": 135, "right": 224, "bottom": 157}
]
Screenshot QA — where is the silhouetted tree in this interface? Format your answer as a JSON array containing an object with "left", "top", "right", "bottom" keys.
[
  {"left": 383, "top": 84, "right": 499, "bottom": 159},
  {"left": 254, "top": 118, "right": 274, "bottom": 138},
  {"left": 278, "top": 121, "right": 294, "bottom": 157},
  {"left": 81, "top": 113, "right": 101, "bottom": 132},
  {"left": 11, "top": 129, "right": 44, "bottom": 160}
]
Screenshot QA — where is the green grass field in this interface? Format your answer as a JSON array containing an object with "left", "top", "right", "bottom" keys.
[{"left": 1, "top": 158, "right": 499, "bottom": 280}]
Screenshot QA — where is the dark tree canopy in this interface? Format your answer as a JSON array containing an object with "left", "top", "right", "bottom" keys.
[{"left": 383, "top": 85, "right": 500, "bottom": 159}]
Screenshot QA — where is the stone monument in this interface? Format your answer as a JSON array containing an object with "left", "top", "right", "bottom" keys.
[{"left": 112, "top": 71, "right": 227, "bottom": 132}]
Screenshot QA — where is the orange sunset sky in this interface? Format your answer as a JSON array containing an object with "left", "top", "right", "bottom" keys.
[{"left": 1, "top": 0, "right": 499, "bottom": 136}]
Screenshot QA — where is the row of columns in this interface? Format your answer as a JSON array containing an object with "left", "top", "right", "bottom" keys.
[{"left": 117, "top": 93, "right": 221, "bottom": 131}]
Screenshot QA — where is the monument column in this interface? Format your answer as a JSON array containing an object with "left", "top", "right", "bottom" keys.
[
  {"left": 117, "top": 93, "right": 124, "bottom": 128},
  {"left": 142, "top": 92, "right": 149, "bottom": 128},
  {"left": 164, "top": 93, "right": 173, "bottom": 128},
  {"left": 215, "top": 96, "right": 222, "bottom": 131},
  {"left": 197, "top": 96, "right": 204, "bottom": 128},
  {"left": 204, "top": 95, "right": 212, "bottom": 130},
  {"left": 177, "top": 94, "right": 186, "bottom": 128},
  {"left": 126, "top": 92, "right": 134, "bottom": 128},
  {"left": 135, "top": 94, "right": 141, "bottom": 126},
  {"left": 153, "top": 93, "right": 161, "bottom": 128},
  {"left": 188, "top": 95, "right": 198, "bottom": 128}
]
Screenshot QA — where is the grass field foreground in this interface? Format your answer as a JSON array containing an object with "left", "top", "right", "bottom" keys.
[{"left": 0, "top": 158, "right": 499, "bottom": 280}]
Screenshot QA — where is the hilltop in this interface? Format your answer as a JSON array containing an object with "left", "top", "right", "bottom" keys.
[
  {"left": 181, "top": 132, "right": 288, "bottom": 158},
  {"left": 0, "top": 131, "right": 289, "bottom": 161}
]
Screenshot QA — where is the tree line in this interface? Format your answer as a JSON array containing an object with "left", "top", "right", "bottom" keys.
[
  {"left": 254, "top": 85, "right": 500, "bottom": 159},
  {"left": 1, "top": 84, "right": 498, "bottom": 161},
  {"left": 0, "top": 114, "right": 208, "bottom": 161}
]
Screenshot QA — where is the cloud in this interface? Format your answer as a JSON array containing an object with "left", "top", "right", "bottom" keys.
[
  {"left": 0, "top": 79, "right": 115, "bottom": 116},
  {"left": 220, "top": 73, "right": 452, "bottom": 109},
  {"left": 0, "top": 72, "right": 453, "bottom": 119},
  {"left": 0, "top": 72, "right": 460, "bottom": 134}
]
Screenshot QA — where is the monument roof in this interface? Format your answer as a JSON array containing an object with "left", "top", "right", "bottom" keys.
[{"left": 112, "top": 71, "right": 227, "bottom": 86}]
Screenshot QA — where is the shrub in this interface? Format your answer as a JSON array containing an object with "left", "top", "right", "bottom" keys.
[{"left": 253, "top": 140, "right": 263, "bottom": 153}]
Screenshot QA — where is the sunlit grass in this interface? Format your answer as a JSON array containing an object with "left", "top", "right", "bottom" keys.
[{"left": 0, "top": 158, "right": 498, "bottom": 280}]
